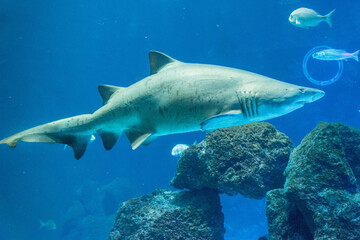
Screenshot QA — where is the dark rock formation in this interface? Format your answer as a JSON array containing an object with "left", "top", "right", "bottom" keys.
[
  {"left": 171, "top": 122, "right": 293, "bottom": 199},
  {"left": 266, "top": 189, "right": 312, "bottom": 240},
  {"left": 108, "top": 188, "right": 225, "bottom": 240},
  {"left": 258, "top": 234, "right": 269, "bottom": 240},
  {"left": 267, "top": 122, "right": 360, "bottom": 240}
]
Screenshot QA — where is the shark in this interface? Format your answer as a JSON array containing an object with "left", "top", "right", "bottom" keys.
[{"left": 0, "top": 51, "right": 325, "bottom": 159}]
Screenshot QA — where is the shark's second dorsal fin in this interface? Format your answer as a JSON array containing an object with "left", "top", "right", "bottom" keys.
[
  {"left": 98, "top": 85, "right": 123, "bottom": 105},
  {"left": 149, "top": 51, "right": 178, "bottom": 75}
]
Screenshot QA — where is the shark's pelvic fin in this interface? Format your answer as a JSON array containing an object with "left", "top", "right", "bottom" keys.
[
  {"left": 149, "top": 51, "right": 179, "bottom": 75},
  {"left": 200, "top": 110, "right": 243, "bottom": 132},
  {"left": 125, "top": 129, "right": 153, "bottom": 150},
  {"left": 98, "top": 85, "right": 123, "bottom": 105},
  {"left": 97, "top": 130, "right": 122, "bottom": 150}
]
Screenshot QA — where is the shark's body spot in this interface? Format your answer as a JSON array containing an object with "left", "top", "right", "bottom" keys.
[{"left": 158, "top": 107, "right": 164, "bottom": 117}]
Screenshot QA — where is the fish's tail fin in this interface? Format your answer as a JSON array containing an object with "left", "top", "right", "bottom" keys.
[
  {"left": 325, "top": 9, "right": 336, "bottom": 28},
  {"left": 0, "top": 114, "right": 95, "bottom": 159},
  {"left": 40, "top": 220, "right": 45, "bottom": 229},
  {"left": 353, "top": 50, "right": 359, "bottom": 62}
]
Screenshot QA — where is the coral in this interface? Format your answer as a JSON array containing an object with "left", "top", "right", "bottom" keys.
[
  {"left": 107, "top": 188, "right": 225, "bottom": 240},
  {"left": 171, "top": 122, "right": 293, "bottom": 199}
]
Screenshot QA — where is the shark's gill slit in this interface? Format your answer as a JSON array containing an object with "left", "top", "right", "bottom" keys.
[
  {"left": 250, "top": 97, "right": 255, "bottom": 117},
  {"left": 237, "top": 94, "right": 247, "bottom": 118},
  {"left": 255, "top": 98, "right": 259, "bottom": 116},
  {"left": 242, "top": 98, "right": 248, "bottom": 118},
  {"left": 245, "top": 98, "right": 250, "bottom": 117},
  {"left": 246, "top": 98, "right": 252, "bottom": 118}
]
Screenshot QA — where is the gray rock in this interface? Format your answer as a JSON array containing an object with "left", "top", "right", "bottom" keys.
[
  {"left": 108, "top": 188, "right": 225, "bottom": 240},
  {"left": 266, "top": 189, "right": 312, "bottom": 240},
  {"left": 282, "top": 122, "right": 360, "bottom": 239},
  {"left": 171, "top": 122, "right": 293, "bottom": 199},
  {"left": 258, "top": 234, "right": 269, "bottom": 240}
]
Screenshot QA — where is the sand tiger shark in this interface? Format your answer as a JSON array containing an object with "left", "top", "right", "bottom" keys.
[{"left": 0, "top": 51, "right": 325, "bottom": 159}]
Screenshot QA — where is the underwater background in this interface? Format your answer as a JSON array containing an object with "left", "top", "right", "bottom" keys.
[{"left": 0, "top": 0, "right": 359, "bottom": 239}]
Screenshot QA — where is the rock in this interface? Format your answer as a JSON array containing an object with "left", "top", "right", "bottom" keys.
[
  {"left": 266, "top": 189, "right": 312, "bottom": 240},
  {"left": 108, "top": 188, "right": 225, "bottom": 240},
  {"left": 171, "top": 122, "right": 293, "bottom": 199},
  {"left": 258, "top": 234, "right": 269, "bottom": 240},
  {"left": 282, "top": 122, "right": 360, "bottom": 239}
]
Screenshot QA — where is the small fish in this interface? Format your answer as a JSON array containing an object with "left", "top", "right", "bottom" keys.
[
  {"left": 40, "top": 220, "right": 56, "bottom": 230},
  {"left": 90, "top": 134, "right": 96, "bottom": 141},
  {"left": 312, "top": 49, "right": 359, "bottom": 62},
  {"left": 289, "top": 8, "right": 336, "bottom": 28},
  {"left": 171, "top": 144, "right": 189, "bottom": 157}
]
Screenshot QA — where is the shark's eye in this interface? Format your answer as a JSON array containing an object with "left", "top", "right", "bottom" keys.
[{"left": 299, "top": 88, "right": 305, "bottom": 93}]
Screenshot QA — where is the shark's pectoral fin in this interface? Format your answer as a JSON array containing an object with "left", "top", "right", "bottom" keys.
[
  {"left": 125, "top": 129, "right": 153, "bottom": 150},
  {"left": 98, "top": 85, "right": 124, "bottom": 105},
  {"left": 142, "top": 135, "right": 157, "bottom": 146},
  {"left": 200, "top": 110, "right": 243, "bottom": 132},
  {"left": 97, "top": 130, "right": 122, "bottom": 150}
]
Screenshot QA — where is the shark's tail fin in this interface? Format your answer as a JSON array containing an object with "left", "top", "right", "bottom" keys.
[
  {"left": 0, "top": 114, "right": 94, "bottom": 159},
  {"left": 325, "top": 9, "right": 336, "bottom": 28},
  {"left": 353, "top": 50, "right": 359, "bottom": 62}
]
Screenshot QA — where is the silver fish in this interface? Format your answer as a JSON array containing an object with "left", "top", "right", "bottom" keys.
[
  {"left": 312, "top": 49, "right": 359, "bottom": 62},
  {"left": 289, "top": 8, "right": 335, "bottom": 28},
  {"left": 40, "top": 220, "right": 56, "bottom": 230}
]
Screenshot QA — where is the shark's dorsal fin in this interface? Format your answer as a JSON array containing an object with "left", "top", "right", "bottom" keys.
[
  {"left": 149, "top": 51, "right": 178, "bottom": 75},
  {"left": 125, "top": 128, "right": 153, "bottom": 150},
  {"left": 98, "top": 85, "right": 122, "bottom": 105}
]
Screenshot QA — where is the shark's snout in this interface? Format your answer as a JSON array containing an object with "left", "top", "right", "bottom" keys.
[{"left": 299, "top": 87, "right": 325, "bottom": 103}]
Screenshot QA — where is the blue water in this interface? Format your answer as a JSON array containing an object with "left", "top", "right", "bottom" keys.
[{"left": 0, "top": 0, "right": 359, "bottom": 239}]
